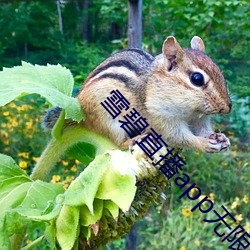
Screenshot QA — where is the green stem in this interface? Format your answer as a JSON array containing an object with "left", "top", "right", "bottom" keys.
[{"left": 30, "top": 126, "right": 118, "bottom": 181}]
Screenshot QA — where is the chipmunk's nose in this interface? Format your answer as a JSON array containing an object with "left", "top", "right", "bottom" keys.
[{"left": 219, "top": 101, "right": 232, "bottom": 114}]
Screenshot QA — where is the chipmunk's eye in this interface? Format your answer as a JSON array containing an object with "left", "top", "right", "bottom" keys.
[{"left": 190, "top": 72, "right": 204, "bottom": 87}]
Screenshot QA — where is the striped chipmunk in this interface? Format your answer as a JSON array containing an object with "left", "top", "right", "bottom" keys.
[{"left": 43, "top": 36, "right": 232, "bottom": 153}]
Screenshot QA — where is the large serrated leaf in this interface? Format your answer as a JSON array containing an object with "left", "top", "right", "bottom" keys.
[
  {"left": 96, "top": 167, "right": 136, "bottom": 212},
  {"left": 64, "top": 153, "right": 110, "bottom": 213},
  {"left": 0, "top": 62, "right": 85, "bottom": 121},
  {"left": 0, "top": 154, "right": 65, "bottom": 247}
]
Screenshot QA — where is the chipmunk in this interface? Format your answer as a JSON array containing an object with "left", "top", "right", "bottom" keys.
[{"left": 43, "top": 36, "right": 232, "bottom": 153}]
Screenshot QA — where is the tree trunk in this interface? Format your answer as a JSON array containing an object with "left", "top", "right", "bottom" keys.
[
  {"left": 82, "top": 0, "right": 90, "bottom": 41},
  {"left": 125, "top": 223, "right": 137, "bottom": 250},
  {"left": 128, "top": 0, "right": 142, "bottom": 49},
  {"left": 56, "top": 0, "right": 63, "bottom": 36}
]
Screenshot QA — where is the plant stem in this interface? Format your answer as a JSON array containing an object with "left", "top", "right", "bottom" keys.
[{"left": 30, "top": 126, "right": 118, "bottom": 181}]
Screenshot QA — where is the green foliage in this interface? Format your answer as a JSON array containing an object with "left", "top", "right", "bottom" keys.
[
  {"left": 0, "top": 62, "right": 84, "bottom": 122},
  {"left": 0, "top": 146, "right": 141, "bottom": 249},
  {"left": 133, "top": 143, "right": 250, "bottom": 250},
  {"left": 0, "top": 1, "right": 249, "bottom": 249},
  {"left": 0, "top": 63, "right": 142, "bottom": 249},
  {"left": 0, "top": 154, "right": 64, "bottom": 249}
]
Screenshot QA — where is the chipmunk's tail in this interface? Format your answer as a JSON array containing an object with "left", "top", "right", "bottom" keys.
[{"left": 41, "top": 106, "right": 62, "bottom": 130}]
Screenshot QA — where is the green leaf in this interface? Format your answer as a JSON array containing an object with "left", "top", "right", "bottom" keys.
[
  {"left": 96, "top": 166, "right": 136, "bottom": 212},
  {"left": 20, "top": 181, "right": 64, "bottom": 213},
  {"left": 45, "top": 220, "right": 56, "bottom": 249},
  {"left": 80, "top": 226, "right": 92, "bottom": 240},
  {"left": 64, "top": 153, "right": 110, "bottom": 213},
  {"left": 1, "top": 181, "right": 64, "bottom": 238},
  {"left": 0, "top": 231, "right": 10, "bottom": 250},
  {"left": 103, "top": 200, "right": 119, "bottom": 219},
  {"left": 0, "top": 62, "right": 85, "bottom": 122},
  {"left": 27, "top": 199, "right": 63, "bottom": 222},
  {"left": 0, "top": 182, "right": 33, "bottom": 218},
  {"left": 56, "top": 205, "right": 80, "bottom": 250},
  {"left": 79, "top": 199, "right": 103, "bottom": 226},
  {"left": 65, "top": 142, "right": 96, "bottom": 165},
  {"left": 0, "top": 154, "right": 30, "bottom": 181},
  {"left": 0, "top": 154, "right": 65, "bottom": 244},
  {"left": 0, "top": 176, "right": 32, "bottom": 201}
]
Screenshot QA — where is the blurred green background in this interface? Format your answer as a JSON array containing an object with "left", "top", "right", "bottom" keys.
[{"left": 0, "top": 0, "right": 249, "bottom": 249}]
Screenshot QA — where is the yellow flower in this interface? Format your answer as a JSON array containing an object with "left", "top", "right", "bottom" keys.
[
  {"left": 209, "top": 193, "right": 215, "bottom": 203},
  {"left": 63, "top": 182, "right": 69, "bottom": 189},
  {"left": 32, "top": 157, "right": 39, "bottom": 163},
  {"left": 194, "top": 238, "right": 201, "bottom": 247},
  {"left": 195, "top": 150, "right": 200, "bottom": 155},
  {"left": 231, "top": 197, "right": 240, "bottom": 209},
  {"left": 198, "top": 195, "right": 206, "bottom": 201},
  {"left": 75, "top": 159, "right": 81, "bottom": 165},
  {"left": 19, "top": 161, "right": 28, "bottom": 169},
  {"left": 3, "top": 111, "right": 9, "bottom": 116},
  {"left": 17, "top": 105, "right": 28, "bottom": 112},
  {"left": 179, "top": 247, "right": 186, "bottom": 250},
  {"left": 0, "top": 130, "right": 8, "bottom": 138},
  {"left": 243, "top": 195, "right": 249, "bottom": 204},
  {"left": 182, "top": 208, "right": 191, "bottom": 217},
  {"left": 26, "top": 121, "right": 33, "bottom": 129},
  {"left": 190, "top": 187, "right": 199, "bottom": 197},
  {"left": 62, "top": 160, "right": 69, "bottom": 166},
  {"left": 18, "top": 152, "right": 29, "bottom": 159},
  {"left": 11, "top": 119, "right": 18, "bottom": 127},
  {"left": 235, "top": 157, "right": 242, "bottom": 163},
  {"left": 4, "top": 147, "right": 10, "bottom": 152},
  {"left": 221, "top": 162, "right": 228, "bottom": 167},
  {"left": 9, "top": 102, "right": 16, "bottom": 108},
  {"left": 235, "top": 214, "right": 243, "bottom": 223},
  {"left": 71, "top": 165, "right": 77, "bottom": 172},
  {"left": 232, "top": 150, "right": 237, "bottom": 156},
  {"left": 51, "top": 175, "right": 61, "bottom": 183},
  {"left": 66, "top": 176, "right": 75, "bottom": 182},
  {"left": 3, "top": 138, "right": 9, "bottom": 145}
]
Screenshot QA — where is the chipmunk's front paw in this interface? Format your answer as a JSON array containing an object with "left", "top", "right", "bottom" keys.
[
  {"left": 206, "top": 133, "right": 230, "bottom": 153},
  {"left": 121, "top": 134, "right": 148, "bottom": 152}
]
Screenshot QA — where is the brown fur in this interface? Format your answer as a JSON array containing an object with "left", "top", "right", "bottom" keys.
[{"left": 77, "top": 36, "right": 232, "bottom": 152}]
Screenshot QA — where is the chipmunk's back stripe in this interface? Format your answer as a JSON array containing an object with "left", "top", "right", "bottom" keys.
[
  {"left": 96, "top": 73, "right": 130, "bottom": 85},
  {"left": 125, "top": 48, "right": 154, "bottom": 62},
  {"left": 91, "top": 60, "right": 140, "bottom": 79}
]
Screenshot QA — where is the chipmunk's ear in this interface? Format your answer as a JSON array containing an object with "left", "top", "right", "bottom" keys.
[
  {"left": 162, "top": 36, "right": 184, "bottom": 63},
  {"left": 191, "top": 36, "right": 205, "bottom": 52}
]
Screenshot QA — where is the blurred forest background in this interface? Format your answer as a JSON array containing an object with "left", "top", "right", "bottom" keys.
[{"left": 0, "top": 0, "right": 249, "bottom": 249}]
